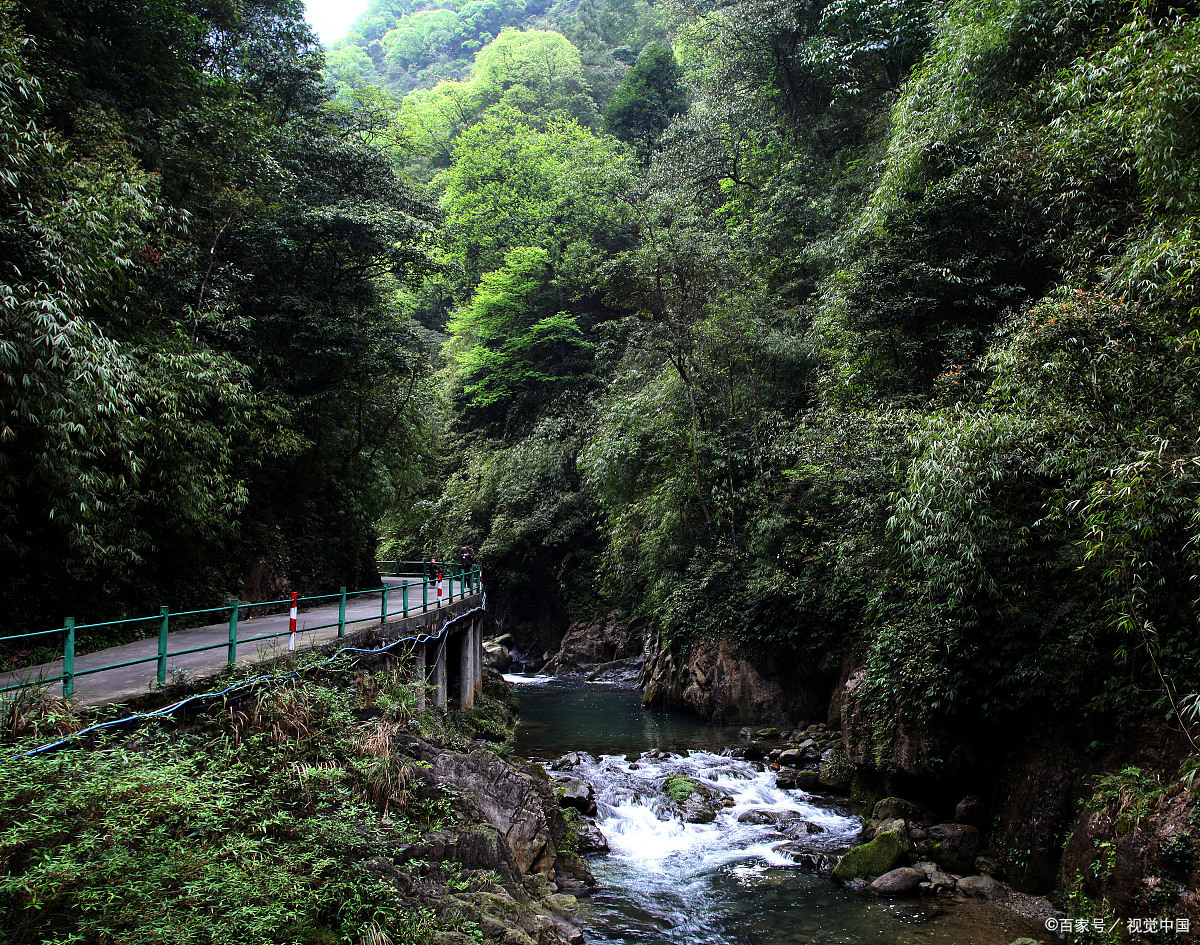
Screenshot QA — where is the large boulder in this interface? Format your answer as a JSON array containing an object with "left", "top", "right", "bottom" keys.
[
  {"left": 873, "top": 797, "right": 923, "bottom": 822},
  {"left": 427, "top": 747, "right": 588, "bottom": 884},
  {"left": 556, "top": 778, "right": 597, "bottom": 815},
  {"left": 925, "top": 823, "right": 982, "bottom": 875},
  {"left": 482, "top": 640, "right": 512, "bottom": 672},
  {"left": 776, "top": 768, "right": 821, "bottom": 790},
  {"left": 544, "top": 613, "right": 646, "bottom": 673},
  {"left": 868, "top": 867, "right": 927, "bottom": 897},
  {"left": 832, "top": 830, "right": 907, "bottom": 882},
  {"left": 957, "top": 875, "right": 1011, "bottom": 900}
]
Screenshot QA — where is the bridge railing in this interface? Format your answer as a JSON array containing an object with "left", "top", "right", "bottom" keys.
[
  {"left": 0, "top": 566, "right": 482, "bottom": 701},
  {"left": 376, "top": 559, "right": 475, "bottom": 580}
]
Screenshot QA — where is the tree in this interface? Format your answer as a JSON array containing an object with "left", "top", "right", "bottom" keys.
[{"left": 603, "top": 40, "right": 687, "bottom": 155}]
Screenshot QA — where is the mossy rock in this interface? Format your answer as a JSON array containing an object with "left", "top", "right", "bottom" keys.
[
  {"left": 756, "top": 727, "right": 781, "bottom": 738},
  {"left": 664, "top": 774, "right": 699, "bottom": 804},
  {"left": 873, "top": 797, "right": 922, "bottom": 821},
  {"left": 832, "top": 830, "right": 906, "bottom": 882}
]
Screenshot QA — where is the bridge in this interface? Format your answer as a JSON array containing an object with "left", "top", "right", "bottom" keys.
[{"left": 0, "top": 563, "right": 488, "bottom": 712}]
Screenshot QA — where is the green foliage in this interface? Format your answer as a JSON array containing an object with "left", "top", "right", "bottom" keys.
[
  {"left": 440, "top": 108, "right": 633, "bottom": 284},
  {"left": 0, "top": 672, "right": 489, "bottom": 945},
  {"left": 602, "top": 40, "right": 686, "bottom": 155},
  {"left": 0, "top": 0, "right": 440, "bottom": 635}
]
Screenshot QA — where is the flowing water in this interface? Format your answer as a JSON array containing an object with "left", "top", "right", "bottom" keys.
[{"left": 508, "top": 674, "right": 1054, "bottom": 945}]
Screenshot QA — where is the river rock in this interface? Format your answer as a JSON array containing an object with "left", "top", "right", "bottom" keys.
[
  {"left": 783, "top": 820, "right": 826, "bottom": 839},
  {"left": 873, "top": 797, "right": 923, "bottom": 822},
  {"left": 553, "top": 752, "right": 593, "bottom": 770},
  {"left": 868, "top": 866, "right": 927, "bottom": 897},
  {"left": 776, "top": 768, "right": 820, "bottom": 790},
  {"left": 556, "top": 778, "right": 596, "bottom": 815},
  {"left": 831, "top": 829, "right": 907, "bottom": 882},
  {"left": 776, "top": 844, "right": 839, "bottom": 872},
  {"left": 915, "top": 861, "right": 958, "bottom": 892},
  {"left": 955, "top": 794, "right": 984, "bottom": 828},
  {"left": 483, "top": 641, "right": 512, "bottom": 672},
  {"left": 737, "top": 809, "right": 785, "bottom": 825},
  {"left": 925, "top": 823, "right": 981, "bottom": 874},
  {"left": 957, "top": 874, "right": 1011, "bottom": 900},
  {"left": 428, "top": 749, "right": 569, "bottom": 878},
  {"left": 873, "top": 817, "right": 908, "bottom": 840},
  {"left": 576, "top": 818, "right": 609, "bottom": 854}
]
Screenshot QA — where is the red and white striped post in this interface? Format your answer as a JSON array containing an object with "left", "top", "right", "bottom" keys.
[
  {"left": 436, "top": 570, "right": 444, "bottom": 607},
  {"left": 288, "top": 591, "right": 298, "bottom": 651}
]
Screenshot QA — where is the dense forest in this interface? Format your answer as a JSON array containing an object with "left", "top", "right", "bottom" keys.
[{"left": 2, "top": 0, "right": 1199, "bottom": 928}]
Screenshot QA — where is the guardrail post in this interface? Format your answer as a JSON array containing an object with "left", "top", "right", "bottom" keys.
[
  {"left": 338, "top": 587, "right": 347, "bottom": 638},
  {"left": 380, "top": 585, "right": 389, "bottom": 627},
  {"left": 228, "top": 599, "right": 239, "bottom": 665},
  {"left": 156, "top": 606, "right": 169, "bottom": 689},
  {"left": 63, "top": 618, "right": 75, "bottom": 699},
  {"left": 449, "top": 568, "right": 455, "bottom": 604},
  {"left": 423, "top": 574, "right": 428, "bottom": 613},
  {"left": 402, "top": 581, "right": 409, "bottom": 617}
]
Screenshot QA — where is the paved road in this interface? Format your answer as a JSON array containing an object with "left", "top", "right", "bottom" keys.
[{"left": 0, "top": 577, "right": 476, "bottom": 708}]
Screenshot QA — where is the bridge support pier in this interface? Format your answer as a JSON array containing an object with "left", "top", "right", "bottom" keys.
[
  {"left": 413, "top": 643, "right": 426, "bottom": 712},
  {"left": 429, "top": 637, "right": 447, "bottom": 708},
  {"left": 473, "top": 616, "right": 483, "bottom": 695},
  {"left": 459, "top": 619, "right": 475, "bottom": 709}
]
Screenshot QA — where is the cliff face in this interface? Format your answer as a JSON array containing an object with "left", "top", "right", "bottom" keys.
[{"left": 639, "top": 628, "right": 835, "bottom": 724}]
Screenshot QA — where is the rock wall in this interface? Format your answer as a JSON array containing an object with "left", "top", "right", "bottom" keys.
[
  {"left": 543, "top": 612, "right": 645, "bottom": 674},
  {"left": 640, "top": 629, "right": 835, "bottom": 724}
]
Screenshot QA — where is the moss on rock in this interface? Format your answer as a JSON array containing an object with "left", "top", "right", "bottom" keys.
[
  {"left": 664, "top": 774, "right": 699, "bottom": 804},
  {"left": 832, "top": 830, "right": 906, "bottom": 882}
]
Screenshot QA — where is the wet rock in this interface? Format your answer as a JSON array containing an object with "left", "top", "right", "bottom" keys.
[
  {"left": 872, "top": 797, "right": 923, "bottom": 822},
  {"left": 957, "top": 874, "right": 1010, "bottom": 900},
  {"left": 756, "top": 727, "right": 781, "bottom": 739},
  {"left": 874, "top": 817, "right": 908, "bottom": 840},
  {"left": 483, "top": 641, "right": 512, "bottom": 672},
  {"left": 776, "top": 844, "right": 838, "bottom": 872},
  {"left": 775, "top": 768, "right": 820, "bottom": 790},
  {"left": 737, "top": 809, "right": 785, "bottom": 825},
  {"left": 553, "top": 752, "right": 586, "bottom": 769},
  {"left": 783, "top": 820, "right": 827, "bottom": 839},
  {"left": 832, "top": 829, "right": 906, "bottom": 882},
  {"left": 664, "top": 774, "right": 720, "bottom": 824},
  {"left": 741, "top": 741, "right": 767, "bottom": 761},
  {"left": 556, "top": 779, "right": 596, "bottom": 816},
  {"left": 955, "top": 794, "right": 984, "bottom": 828},
  {"left": 914, "top": 861, "right": 958, "bottom": 893},
  {"left": 868, "top": 866, "right": 927, "bottom": 897},
  {"left": 975, "top": 853, "right": 1005, "bottom": 878},
  {"left": 576, "top": 818, "right": 608, "bottom": 855},
  {"left": 926, "top": 823, "right": 981, "bottom": 875}
]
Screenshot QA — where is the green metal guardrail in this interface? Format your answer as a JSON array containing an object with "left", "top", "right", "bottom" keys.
[
  {"left": 376, "top": 559, "right": 475, "bottom": 581},
  {"left": 0, "top": 566, "right": 482, "bottom": 700}
]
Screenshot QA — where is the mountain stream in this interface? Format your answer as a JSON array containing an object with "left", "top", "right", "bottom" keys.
[{"left": 508, "top": 674, "right": 1054, "bottom": 945}]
